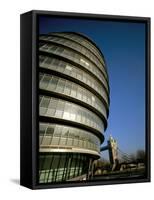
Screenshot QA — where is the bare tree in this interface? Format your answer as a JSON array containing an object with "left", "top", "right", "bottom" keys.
[{"left": 136, "top": 150, "right": 145, "bottom": 163}]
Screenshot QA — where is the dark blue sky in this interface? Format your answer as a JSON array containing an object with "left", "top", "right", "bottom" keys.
[{"left": 39, "top": 16, "right": 146, "bottom": 158}]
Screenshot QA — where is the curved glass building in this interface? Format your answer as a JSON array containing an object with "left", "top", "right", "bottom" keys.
[{"left": 39, "top": 32, "right": 110, "bottom": 183}]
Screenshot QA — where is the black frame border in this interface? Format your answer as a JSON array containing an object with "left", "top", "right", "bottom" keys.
[{"left": 20, "top": 10, "right": 151, "bottom": 189}]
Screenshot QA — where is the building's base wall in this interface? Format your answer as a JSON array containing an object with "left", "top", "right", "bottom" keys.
[{"left": 39, "top": 152, "right": 95, "bottom": 183}]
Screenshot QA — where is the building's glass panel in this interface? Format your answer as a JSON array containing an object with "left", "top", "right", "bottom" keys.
[
  {"left": 39, "top": 153, "right": 90, "bottom": 183},
  {"left": 40, "top": 123, "right": 48, "bottom": 135},
  {"left": 56, "top": 79, "right": 65, "bottom": 93},
  {"left": 39, "top": 73, "right": 107, "bottom": 117},
  {"left": 43, "top": 33, "right": 106, "bottom": 72},
  {"left": 39, "top": 56, "right": 109, "bottom": 102},
  {"left": 39, "top": 123, "right": 101, "bottom": 153},
  {"left": 51, "top": 137, "right": 59, "bottom": 145},
  {"left": 41, "top": 136, "right": 51, "bottom": 146},
  {"left": 50, "top": 77, "right": 59, "bottom": 90},
  {"left": 39, "top": 43, "right": 109, "bottom": 90}
]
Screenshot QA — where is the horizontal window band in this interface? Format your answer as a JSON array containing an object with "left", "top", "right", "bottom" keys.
[
  {"left": 39, "top": 116, "right": 104, "bottom": 144},
  {"left": 39, "top": 88, "right": 108, "bottom": 127},
  {"left": 41, "top": 33, "right": 106, "bottom": 72},
  {"left": 39, "top": 40, "right": 108, "bottom": 85},
  {"left": 39, "top": 72, "right": 108, "bottom": 115},
  {"left": 39, "top": 150, "right": 100, "bottom": 160},
  {"left": 39, "top": 122, "right": 100, "bottom": 154},
  {"left": 40, "top": 95, "right": 104, "bottom": 134},
  {"left": 39, "top": 36, "right": 108, "bottom": 79},
  {"left": 47, "top": 31, "right": 108, "bottom": 75},
  {"left": 39, "top": 54, "right": 110, "bottom": 97},
  {"left": 40, "top": 144, "right": 99, "bottom": 156},
  {"left": 39, "top": 49, "right": 110, "bottom": 92},
  {"left": 39, "top": 66, "right": 110, "bottom": 113},
  {"left": 60, "top": 32, "right": 108, "bottom": 66},
  {"left": 39, "top": 146, "right": 100, "bottom": 158}
]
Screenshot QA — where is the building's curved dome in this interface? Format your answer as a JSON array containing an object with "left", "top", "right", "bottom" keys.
[{"left": 39, "top": 32, "right": 110, "bottom": 183}]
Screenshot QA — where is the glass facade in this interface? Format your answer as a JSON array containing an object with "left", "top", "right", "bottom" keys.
[
  {"left": 39, "top": 153, "right": 90, "bottom": 183},
  {"left": 39, "top": 73, "right": 108, "bottom": 115},
  {"left": 39, "top": 95, "right": 104, "bottom": 133},
  {"left": 45, "top": 32, "right": 106, "bottom": 68},
  {"left": 39, "top": 43, "right": 109, "bottom": 91},
  {"left": 39, "top": 32, "right": 109, "bottom": 183},
  {"left": 39, "top": 55, "right": 109, "bottom": 104},
  {"left": 39, "top": 123, "right": 100, "bottom": 153},
  {"left": 39, "top": 35, "right": 107, "bottom": 78}
]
